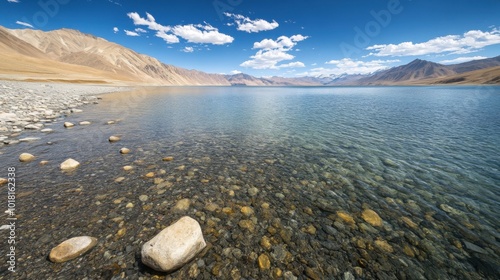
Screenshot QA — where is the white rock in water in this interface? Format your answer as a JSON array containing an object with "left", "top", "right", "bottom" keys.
[
  {"left": 79, "top": 121, "right": 91, "bottom": 125},
  {"left": 60, "top": 158, "right": 80, "bottom": 170},
  {"left": 19, "top": 137, "right": 41, "bottom": 142},
  {"left": 64, "top": 122, "right": 75, "bottom": 128},
  {"left": 49, "top": 236, "right": 97, "bottom": 263},
  {"left": 24, "top": 124, "right": 43, "bottom": 130},
  {"left": 19, "top": 153, "right": 35, "bottom": 162},
  {"left": 120, "top": 147, "right": 130, "bottom": 154},
  {"left": 71, "top": 109, "right": 83, "bottom": 113},
  {"left": 41, "top": 128, "right": 53, "bottom": 133},
  {"left": 109, "top": 136, "right": 120, "bottom": 142},
  {"left": 141, "top": 216, "right": 206, "bottom": 272}
]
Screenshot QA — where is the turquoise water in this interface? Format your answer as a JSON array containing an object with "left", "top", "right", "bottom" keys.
[{"left": 3, "top": 86, "right": 499, "bottom": 278}]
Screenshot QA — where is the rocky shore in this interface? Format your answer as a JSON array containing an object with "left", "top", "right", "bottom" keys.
[{"left": 0, "top": 81, "right": 128, "bottom": 145}]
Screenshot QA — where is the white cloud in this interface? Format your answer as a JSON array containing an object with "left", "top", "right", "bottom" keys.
[
  {"left": 113, "top": 27, "right": 119, "bottom": 33},
  {"left": 253, "top": 35, "right": 309, "bottom": 51},
  {"left": 135, "top": 28, "right": 147, "bottom": 33},
  {"left": 182, "top": 46, "right": 194, "bottom": 53},
  {"left": 438, "top": 56, "right": 487, "bottom": 65},
  {"left": 127, "top": 12, "right": 170, "bottom": 33},
  {"left": 241, "top": 35, "right": 308, "bottom": 69},
  {"left": 279, "top": 62, "right": 305, "bottom": 68},
  {"left": 15, "top": 21, "right": 33, "bottom": 28},
  {"left": 7, "top": 0, "right": 20, "bottom": 3},
  {"left": 230, "top": 70, "right": 242, "bottom": 74},
  {"left": 299, "top": 58, "right": 399, "bottom": 77},
  {"left": 172, "top": 24, "right": 233, "bottom": 45},
  {"left": 290, "top": 35, "right": 308, "bottom": 42},
  {"left": 156, "top": 31, "right": 179, "bottom": 44},
  {"left": 124, "top": 30, "right": 140, "bottom": 36},
  {"left": 367, "top": 29, "right": 500, "bottom": 57},
  {"left": 127, "top": 12, "right": 233, "bottom": 45},
  {"left": 224, "top": 13, "right": 279, "bottom": 33}
]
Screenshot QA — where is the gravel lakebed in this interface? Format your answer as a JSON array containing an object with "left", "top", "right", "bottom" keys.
[{"left": 0, "top": 81, "right": 498, "bottom": 279}]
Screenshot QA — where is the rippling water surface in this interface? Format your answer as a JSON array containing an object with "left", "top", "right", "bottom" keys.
[{"left": 2, "top": 86, "right": 499, "bottom": 279}]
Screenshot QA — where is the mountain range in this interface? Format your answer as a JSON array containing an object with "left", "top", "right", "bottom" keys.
[{"left": 1, "top": 26, "right": 499, "bottom": 86}]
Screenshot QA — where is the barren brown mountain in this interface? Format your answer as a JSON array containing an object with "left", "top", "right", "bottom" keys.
[
  {"left": 0, "top": 26, "right": 498, "bottom": 86},
  {"left": 2, "top": 26, "right": 229, "bottom": 85}
]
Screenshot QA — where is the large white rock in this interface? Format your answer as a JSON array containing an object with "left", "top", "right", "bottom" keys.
[
  {"left": 49, "top": 236, "right": 97, "bottom": 263},
  {"left": 60, "top": 158, "right": 80, "bottom": 170},
  {"left": 141, "top": 216, "right": 206, "bottom": 272}
]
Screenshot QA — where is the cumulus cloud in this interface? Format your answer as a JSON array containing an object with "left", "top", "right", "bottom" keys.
[
  {"left": 156, "top": 31, "right": 179, "bottom": 44},
  {"left": 134, "top": 28, "right": 147, "bottom": 33},
  {"left": 253, "top": 35, "right": 308, "bottom": 51},
  {"left": 230, "top": 70, "right": 242, "bottom": 74},
  {"left": 127, "top": 12, "right": 233, "bottom": 45},
  {"left": 279, "top": 61, "right": 305, "bottom": 68},
  {"left": 15, "top": 21, "right": 33, "bottom": 28},
  {"left": 438, "top": 56, "right": 488, "bottom": 65},
  {"left": 171, "top": 24, "right": 233, "bottom": 45},
  {"left": 7, "top": 0, "right": 20, "bottom": 3},
  {"left": 241, "top": 35, "right": 308, "bottom": 69},
  {"left": 182, "top": 46, "right": 194, "bottom": 53},
  {"left": 113, "top": 27, "right": 119, "bottom": 33},
  {"left": 224, "top": 13, "right": 279, "bottom": 33},
  {"left": 124, "top": 30, "right": 140, "bottom": 36},
  {"left": 367, "top": 29, "right": 500, "bottom": 57},
  {"left": 127, "top": 12, "right": 170, "bottom": 33},
  {"left": 299, "top": 58, "right": 399, "bottom": 77}
]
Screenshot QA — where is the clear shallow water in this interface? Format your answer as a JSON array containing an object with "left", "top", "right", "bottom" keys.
[{"left": 2, "top": 86, "right": 499, "bottom": 279}]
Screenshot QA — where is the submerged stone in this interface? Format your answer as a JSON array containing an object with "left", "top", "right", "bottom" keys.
[
  {"left": 141, "top": 216, "right": 206, "bottom": 272},
  {"left": 258, "top": 253, "right": 271, "bottom": 270},
  {"left": 337, "top": 211, "right": 355, "bottom": 224},
  {"left": 174, "top": 198, "right": 191, "bottom": 211},
  {"left": 60, "top": 158, "right": 80, "bottom": 170},
  {"left": 361, "top": 209, "right": 382, "bottom": 227},
  {"left": 49, "top": 236, "right": 97, "bottom": 263},
  {"left": 19, "top": 153, "right": 35, "bottom": 162}
]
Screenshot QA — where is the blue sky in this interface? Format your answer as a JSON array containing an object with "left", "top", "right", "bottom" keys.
[{"left": 1, "top": 0, "right": 499, "bottom": 77}]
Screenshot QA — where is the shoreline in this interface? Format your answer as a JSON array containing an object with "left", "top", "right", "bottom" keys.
[{"left": 0, "top": 80, "right": 132, "bottom": 147}]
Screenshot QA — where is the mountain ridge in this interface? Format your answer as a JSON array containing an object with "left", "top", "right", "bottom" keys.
[{"left": 1, "top": 26, "right": 499, "bottom": 86}]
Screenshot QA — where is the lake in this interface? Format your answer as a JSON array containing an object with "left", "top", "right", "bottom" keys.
[{"left": 2, "top": 86, "right": 499, "bottom": 279}]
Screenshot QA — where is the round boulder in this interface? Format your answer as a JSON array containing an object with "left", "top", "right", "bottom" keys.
[
  {"left": 60, "top": 158, "right": 80, "bottom": 170},
  {"left": 19, "top": 153, "right": 35, "bottom": 162},
  {"left": 109, "top": 136, "right": 120, "bottom": 142}
]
